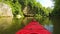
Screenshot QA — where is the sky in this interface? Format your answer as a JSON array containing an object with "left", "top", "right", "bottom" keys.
[{"left": 36, "top": 0, "right": 54, "bottom": 8}]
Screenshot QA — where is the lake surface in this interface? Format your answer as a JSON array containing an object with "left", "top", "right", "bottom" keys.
[{"left": 0, "top": 17, "right": 60, "bottom": 34}]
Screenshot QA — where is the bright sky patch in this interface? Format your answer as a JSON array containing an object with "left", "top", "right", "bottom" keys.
[{"left": 36, "top": 0, "right": 54, "bottom": 8}]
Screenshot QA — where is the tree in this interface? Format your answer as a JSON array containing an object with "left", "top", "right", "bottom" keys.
[{"left": 51, "top": 0, "right": 60, "bottom": 16}]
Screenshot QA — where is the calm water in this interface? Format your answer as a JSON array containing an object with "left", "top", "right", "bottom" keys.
[{"left": 0, "top": 17, "right": 60, "bottom": 34}]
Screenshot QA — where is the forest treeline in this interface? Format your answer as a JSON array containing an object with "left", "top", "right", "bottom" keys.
[
  {"left": 0, "top": 0, "right": 59, "bottom": 17},
  {"left": 51, "top": 0, "right": 60, "bottom": 17}
]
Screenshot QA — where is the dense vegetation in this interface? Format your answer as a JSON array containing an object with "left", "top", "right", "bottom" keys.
[
  {"left": 51, "top": 0, "right": 60, "bottom": 16},
  {"left": 0, "top": 0, "right": 53, "bottom": 17},
  {"left": 51, "top": 0, "right": 60, "bottom": 34}
]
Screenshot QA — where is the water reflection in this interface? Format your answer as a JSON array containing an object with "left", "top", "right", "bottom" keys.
[
  {"left": 0, "top": 17, "right": 13, "bottom": 34},
  {"left": 34, "top": 17, "right": 53, "bottom": 32},
  {"left": 50, "top": 17, "right": 60, "bottom": 34},
  {"left": 0, "top": 17, "right": 12, "bottom": 30},
  {"left": 44, "top": 24, "right": 53, "bottom": 32},
  {"left": 0, "top": 17, "right": 54, "bottom": 34}
]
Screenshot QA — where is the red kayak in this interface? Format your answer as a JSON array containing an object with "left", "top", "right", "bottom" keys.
[{"left": 16, "top": 19, "right": 51, "bottom": 34}]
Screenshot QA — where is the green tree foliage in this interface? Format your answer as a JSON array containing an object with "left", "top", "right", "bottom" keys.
[
  {"left": 0, "top": 0, "right": 52, "bottom": 17},
  {"left": 3, "top": 0, "right": 23, "bottom": 17},
  {"left": 51, "top": 0, "right": 60, "bottom": 16},
  {"left": 18, "top": 0, "right": 45, "bottom": 17},
  {"left": 43, "top": 7, "right": 53, "bottom": 16}
]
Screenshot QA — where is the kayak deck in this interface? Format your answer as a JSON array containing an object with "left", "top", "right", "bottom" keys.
[{"left": 16, "top": 19, "right": 51, "bottom": 34}]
